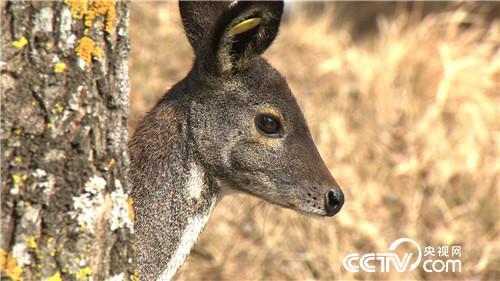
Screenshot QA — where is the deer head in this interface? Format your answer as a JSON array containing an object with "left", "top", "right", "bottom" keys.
[{"left": 130, "top": 1, "right": 344, "bottom": 280}]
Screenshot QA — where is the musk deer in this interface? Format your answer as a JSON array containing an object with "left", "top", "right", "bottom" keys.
[{"left": 129, "top": 1, "right": 345, "bottom": 280}]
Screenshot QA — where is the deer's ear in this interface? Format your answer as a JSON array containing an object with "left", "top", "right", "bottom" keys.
[{"left": 180, "top": 1, "right": 283, "bottom": 75}]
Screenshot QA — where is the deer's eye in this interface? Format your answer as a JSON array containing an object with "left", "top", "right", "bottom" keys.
[{"left": 255, "top": 114, "right": 283, "bottom": 138}]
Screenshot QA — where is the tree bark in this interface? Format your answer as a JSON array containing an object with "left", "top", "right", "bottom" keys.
[{"left": 1, "top": 1, "right": 134, "bottom": 280}]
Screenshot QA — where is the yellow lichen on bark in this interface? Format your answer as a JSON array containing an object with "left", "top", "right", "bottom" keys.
[
  {"left": 54, "top": 62, "right": 67, "bottom": 73},
  {"left": 75, "top": 267, "right": 92, "bottom": 280},
  {"left": 55, "top": 103, "right": 65, "bottom": 113},
  {"left": 86, "top": 0, "right": 116, "bottom": 32},
  {"left": 46, "top": 272, "right": 62, "bottom": 281},
  {"left": 25, "top": 237, "right": 37, "bottom": 249},
  {"left": 65, "top": 0, "right": 116, "bottom": 32},
  {"left": 0, "top": 249, "right": 23, "bottom": 281},
  {"left": 12, "top": 37, "right": 28, "bottom": 48},
  {"left": 127, "top": 197, "right": 135, "bottom": 223},
  {"left": 65, "top": 0, "right": 116, "bottom": 63},
  {"left": 65, "top": 0, "right": 87, "bottom": 19},
  {"left": 12, "top": 174, "right": 28, "bottom": 189},
  {"left": 75, "top": 36, "right": 102, "bottom": 63}
]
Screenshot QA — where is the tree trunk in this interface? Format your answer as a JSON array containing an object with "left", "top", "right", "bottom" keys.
[{"left": 1, "top": 1, "right": 134, "bottom": 280}]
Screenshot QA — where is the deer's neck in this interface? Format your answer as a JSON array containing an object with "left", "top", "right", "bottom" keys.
[
  {"left": 129, "top": 104, "right": 220, "bottom": 281},
  {"left": 156, "top": 162, "right": 218, "bottom": 281}
]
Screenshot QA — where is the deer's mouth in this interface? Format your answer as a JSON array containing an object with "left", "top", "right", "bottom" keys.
[{"left": 294, "top": 205, "right": 330, "bottom": 217}]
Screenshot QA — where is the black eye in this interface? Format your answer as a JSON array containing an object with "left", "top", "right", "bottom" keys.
[{"left": 255, "top": 114, "right": 283, "bottom": 138}]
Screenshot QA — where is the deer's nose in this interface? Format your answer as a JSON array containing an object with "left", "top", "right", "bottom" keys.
[{"left": 325, "top": 188, "right": 344, "bottom": 216}]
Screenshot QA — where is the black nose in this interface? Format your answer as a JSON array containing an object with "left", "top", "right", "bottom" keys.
[{"left": 325, "top": 188, "right": 344, "bottom": 216}]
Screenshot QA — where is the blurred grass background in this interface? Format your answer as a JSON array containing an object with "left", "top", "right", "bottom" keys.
[{"left": 128, "top": 2, "right": 499, "bottom": 280}]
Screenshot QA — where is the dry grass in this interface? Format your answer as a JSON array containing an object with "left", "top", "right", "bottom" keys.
[{"left": 129, "top": 2, "right": 499, "bottom": 280}]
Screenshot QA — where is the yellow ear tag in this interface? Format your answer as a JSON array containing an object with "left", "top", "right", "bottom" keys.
[{"left": 229, "top": 17, "right": 262, "bottom": 36}]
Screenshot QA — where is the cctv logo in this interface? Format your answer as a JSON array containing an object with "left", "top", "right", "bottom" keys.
[
  {"left": 343, "top": 238, "right": 421, "bottom": 273},
  {"left": 343, "top": 238, "right": 462, "bottom": 273}
]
